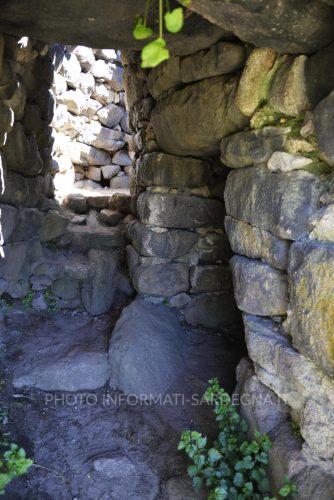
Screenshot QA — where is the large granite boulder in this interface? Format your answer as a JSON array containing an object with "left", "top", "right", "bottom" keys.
[
  {"left": 182, "top": 0, "right": 334, "bottom": 54},
  {"left": 109, "top": 298, "right": 186, "bottom": 397},
  {"left": 231, "top": 255, "right": 288, "bottom": 316},
  {"left": 224, "top": 167, "right": 326, "bottom": 240},
  {"left": 288, "top": 241, "right": 334, "bottom": 377},
  {"left": 137, "top": 193, "right": 225, "bottom": 229},
  {"left": 151, "top": 75, "right": 248, "bottom": 158}
]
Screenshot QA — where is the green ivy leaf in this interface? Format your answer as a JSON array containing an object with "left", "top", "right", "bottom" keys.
[
  {"left": 133, "top": 18, "right": 153, "bottom": 40},
  {"left": 192, "top": 476, "right": 203, "bottom": 492},
  {"left": 179, "top": 0, "right": 191, "bottom": 5},
  {"left": 233, "top": 472, "right": 244, "bottom": 488},
  {"left": 208, "top": 448, "right": 222, "bottom": 464},
  {"left": 187, "top": 464, "right": 199, "bottom": 478},
  {"left": 141, "top": 38, "right": 170, "bottom": 68},
  {"left": 164, "top": 7, "right": 184, "bottom": 33}
]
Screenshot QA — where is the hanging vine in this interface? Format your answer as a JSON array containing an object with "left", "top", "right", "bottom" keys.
[{"left": 133, "top": 0, "right": 190, "bottom": 68}]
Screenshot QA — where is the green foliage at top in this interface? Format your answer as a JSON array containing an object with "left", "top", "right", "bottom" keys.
[
  {"left": 0, "top": 442, "right": 33, "bottom": 495},
  {"left": 178, "top": 379, "right": 298, "bottom": 500},
  {"left": 133, "top": 0, "right": 190, "bottom": 68}
]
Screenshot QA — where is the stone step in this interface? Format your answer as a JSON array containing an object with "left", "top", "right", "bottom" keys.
[
  {"left": 68, "top": 222, "right": 126, "bottom": 250},
  {"left": 63, "top": 189, "right": 136, "bottom": 214}
]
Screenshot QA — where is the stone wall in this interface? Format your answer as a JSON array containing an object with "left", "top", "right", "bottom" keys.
[
  {"left": 129, "top": 41, "right": 334, "bottom": 496},
  {"left": 0, "top": 35, "right": 133, "bottom": 315},
  {"left": 51, "top": 44, "right": 135, "bottom": 195},
  {"left": 124, "top": 44, "right": 247, "bottom": 330}
]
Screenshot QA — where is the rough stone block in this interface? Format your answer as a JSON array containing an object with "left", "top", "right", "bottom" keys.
[
  {"left": 310, "top": 204, "right": 334, "bottom": 241},
  {"left": 225, "top": 216, "right": 290, "bottom": 270},
  {"left": 97, "top": 103, "right": 124, "bottom": 128},
  {"left": 0, "top": 237, "right": 42, "bottom": 283},
  {"left": 0, "top": 162, "right": 44, "bottom": 208},
  {"left": 184, "top": 293, "right": 238, "bottom": 329},
  {"left": 81, "top": 249, "right": 123, "bottom": 315},
  {"left": 231, "top": 256, "right": 288, "bottom": 316},
  {"left": 243, "top": 314, "right": 334, "bottom": 412},
  {"left": 314, "top": 90, "right": 334, "bottom": 166},
  {"left": 39, "top": 211, "right": 68, "bottom": 242},
  {"left": 7, "top": 207, "right": 43, "bottom": 243},
  {"left": 128, "top": 246, "right": 189, "bottom": 297},
  {"left": 235, "top": 48, "right": 277, "bottom": 117},
  {"left": 269, "top": 55, "right": 309, "bottom": 116},
  {"left": 220, "top": 127, "right": 288, "bottom": 169},
  {"left": 69, "top": 141, "right": 111, "bottom": 166},
  {"left": 64, "top": 193, "right": 87, "bottom": 213},
  {"left": 127, "top": 220, "right": 197, "bottom": 258},
  {"left": 224, "top": 167, "right": 325, "bottom": 240},
  {"left": 3, "top": 122, "right": 43, "bottom": 176},
  {"left": 137, "top": 152, "right": 212, "bottom": 189},
  {"left": 235, "top": 358, "right": 334, "bottom": 498},
  {"left": 288, "top": 241, "right": 334, "bottom": 377},
  {"left": 197, "top": 232, "right": 233, "bottom": 264},
  {"left": 151, "top": 75, "right": 248, "bottom": 158},
  {"left": 137, "top": 193, "right": 225, "bottom": 229},
  {"left": 185, "top": 0, "right": 334, "bottom": 55},
  {"left": 180, "top": 41, "right": 246, "bottom": 84},
  {"left": 190, "top": 265, "right": 232, "bottom": 293},
  {"left": 305, "top": 42, "right": 334, "bottom": 108},
  {"left": 147, "top": 56, "right": 181, "bottom": 100},
  {"left": 77, "top": 122, "right": 125, "bottom": 151}
]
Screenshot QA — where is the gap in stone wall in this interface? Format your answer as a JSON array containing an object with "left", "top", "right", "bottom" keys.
[{"left": 50, "top": 44, "right": 136, "bottom": 216}]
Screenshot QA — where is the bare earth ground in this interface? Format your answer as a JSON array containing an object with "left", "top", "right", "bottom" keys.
[{"left": 0, "top": 305, "right": 242, "bottom": 499}]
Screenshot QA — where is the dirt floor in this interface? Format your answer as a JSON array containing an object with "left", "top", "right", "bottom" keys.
[{"left": 0, "top": 304, "right": 243, "bottom": 499}]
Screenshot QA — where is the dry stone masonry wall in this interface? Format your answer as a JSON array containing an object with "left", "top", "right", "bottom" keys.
[
  {"left": 0, "top": 35, "right": 133, "bottom": 316},
  {"left": 129, "top": 41, "right": 334, "bottom": 497},
  {"left": 51, "top": 44, "right": 135, "bottom": 195},
  {"left": 124, "top": 44, "right": 247, "bottom": 331}
]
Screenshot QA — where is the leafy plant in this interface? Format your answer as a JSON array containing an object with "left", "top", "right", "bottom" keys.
[
  {"left": 0, "top": 442, "right": 33, "bottom": 495},
  {"left": 43, "top": 291, "right": 58, "bottom": 313},
  {"left": 21, "top": 292, "right": 34, "bottom": 309},
  {"left": 178, "top": 379, "right": 297, "bottom": 499},
  {"left": 133, "top": 0, "right": 190, "bottom": 68}
]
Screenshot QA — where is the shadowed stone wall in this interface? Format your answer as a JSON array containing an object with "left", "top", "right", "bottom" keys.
[
  {"left": 127, "top": 41, "right": 334, "bottom": 497},
  {"left": 0, "top": 35, "right": 133, "bottom": 315},
  {"left": 124, "top": 45, "right": 247, "bottom": 331}
]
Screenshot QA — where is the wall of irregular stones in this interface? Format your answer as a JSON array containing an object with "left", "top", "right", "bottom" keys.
[
  {"left": 0, "top": 35, "right": 133, "bottom": 315},
  {"left": 127, "top": 41, "right": 334, "bottom": 496},
  {"left": 51, "top": 44, "right": 135, "bottom": 195}
]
